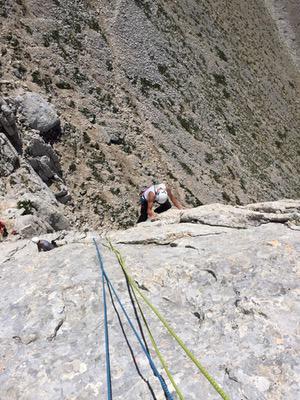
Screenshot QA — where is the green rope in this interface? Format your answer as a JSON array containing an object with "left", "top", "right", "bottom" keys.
[
  {"left": 131, "top": 282, "right": 185, "bottom": 400},
  {"left": 109, "top": 242, "right": 231, "bottom": 400}
]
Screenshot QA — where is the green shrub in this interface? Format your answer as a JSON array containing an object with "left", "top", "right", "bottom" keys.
[
  {"left": 215, "top": 46, "right": 228, "bottom": 62},
  {"left": 213, "top": 73, "right": 227, "bottom": 86},
  {"left": 17, "top": 200, "right": 36, "bottom": 215}
]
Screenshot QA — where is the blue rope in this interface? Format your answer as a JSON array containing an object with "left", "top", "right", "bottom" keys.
[
  {"left": 94, "top": 239, "right": 112, "bottom": 400},
  {"left": 93, "top": 240, "right": 174, "bottom": 400}
]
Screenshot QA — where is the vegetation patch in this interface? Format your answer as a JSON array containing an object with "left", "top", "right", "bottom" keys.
[
  {"left": 215, "top": 46, "right": 228, "bottom": 62},
  {"left": 83, "top": 132, "right": 91, "bottom": 144},
  {"left": 213, "top": 73, "right": 227, "bottom": 86},
  {"left": 17, "top": 200, "right": 36, "bottom": 215},
  {"left": 223, "top": 88, "right": 230, "bottom": 99},
  {"left": 73, "top": 67, "right": 88, "bottom": 86},
  {"left": 140, "top": 77, "right": 161, "bottom": 96},
  {"left": 79, "top": 107, "right": 96, "bottom": 123},
  {"left": 275, "top": 140, "right": 282, "bottom": 149},
  {"left": 31, "top": 70, "right": 43, "bottom": 86},
  {"left": 226, "top": 124, "right": 236, "bottom": 135},
  {"left": 205, "top": 152, "right": 214, "bottom": 164},
  {"left": 177, "top": 115, "right": 199, "bottom": 136},
  {"left": 211, "top": 170, "right": 222, "bottom": 184},
  {"left": 179, "top": 160, "right": 193, "bottom": 175},
  {"left": 55, "top": 80, "right": 72, "bottom": 89},
  {"left": 68, "top": 162, "right": 76, "bottom": 173},
  {"left": 222, "top": 191, "right": 231, "bottom": 202},
  {"left": 134, "top": 0, "right": 152, "bottom": 19},
  {"left": 158, "top": 64, "right": 168, "bottom": 75}
]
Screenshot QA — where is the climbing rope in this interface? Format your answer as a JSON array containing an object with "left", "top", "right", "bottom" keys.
[
  {"left": 129, "top": 284, "right": 185, "bottom": 400},
  {"left": 93, "top": 240, "right": 175, "bottom": 400},
  {"left": 94, "top": 239, "right": 112, "bottom": 400},
  {"left": 109, "top": 242, "right": 231, "bottom": 400}
]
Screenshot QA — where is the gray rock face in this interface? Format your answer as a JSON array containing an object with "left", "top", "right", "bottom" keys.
[
  {"left": 0, "top": 93, "right": 70, "bottom": 233},
  {"left": 23, "top": 131, "right": 62, "bottom": 182},
  {"left": 0, "top": 161, "right": 69, "bottom": 237},
  {"left": 0, "top": 97, "right": 22, "bottom": 152},
  {"left": 0, "top": 132, "right": 20, "bottom": 177},
  {"left": 16, "top": 92, "right": 60, "bottom": 136},
  {"left": 19, "top": 192, "right": 70, "bottom": 233},
  {"left": 0, "top": 201, "right": 299, "bottom": 399},
  {"left": 13, "top": 214, "right": 53, "bottom": 237}
]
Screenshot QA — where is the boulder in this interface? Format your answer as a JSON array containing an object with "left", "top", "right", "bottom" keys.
[
  {"left": 13, "top": 214, "right": 53, "bottom": 238},
  {"left": 20, "top": 193, "right": 70, "bottom": 232},
  {"left": 16, "top": 92, "right": 60, "bottom": 138}
]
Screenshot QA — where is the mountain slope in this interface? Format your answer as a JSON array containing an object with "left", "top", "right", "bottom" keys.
[{"left": 0, "top": 0, "right": 299, "bottom": 229}]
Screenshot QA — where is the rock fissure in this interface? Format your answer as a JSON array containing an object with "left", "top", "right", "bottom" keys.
[
  {"left": 47, "top": 315, "right": 65, "bottom": 342},
  {"left": 117, "top": 230, "right": 228, "bottom": 246}
]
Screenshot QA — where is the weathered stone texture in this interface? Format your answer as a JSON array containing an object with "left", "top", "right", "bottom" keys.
[{"left": 0, "top": 201, "right": 299, "bottom": 399}]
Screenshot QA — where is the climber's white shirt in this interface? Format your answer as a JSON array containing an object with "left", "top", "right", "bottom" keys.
[{"left": 142, "top": 183, "right": 166, "bottom": 201}]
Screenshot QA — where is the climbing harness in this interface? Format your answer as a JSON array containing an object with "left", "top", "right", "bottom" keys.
[
  {"left": 109, "top": 242, "right": 231, "bottom": 400},
  {"left": 94, "top": 239, "right": 174, "bottom": 400}
]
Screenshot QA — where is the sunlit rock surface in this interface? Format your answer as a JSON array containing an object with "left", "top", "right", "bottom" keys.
[{"left": 0, "top": 200, "right": 299, "bottom": 399}]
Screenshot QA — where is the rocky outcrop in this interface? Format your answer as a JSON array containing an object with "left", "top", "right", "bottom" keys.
[
  {"left": 13, "top": 213, "right": 54, "bottom": 237},
  {"left": 23, "top": 130, "right": 62, "bottom": 182},
  {"left": 0, "top": 201, "right": 299, "bottom": 399},
  {"left": 0, "top": 132, "right": 20, "bottom": 177},
  {"left": 0, "top": 96, "right": 22, "bottom": 152},
  {"left": 0, "top": 92, "right": 70, "bottom": 236}
]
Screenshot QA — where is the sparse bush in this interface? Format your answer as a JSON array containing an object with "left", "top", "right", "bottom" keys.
[
  {"left": 55, "top": 80, "right": 72, "bottom": 89},
  {"left": 215, "top": 46, "right": 228, "bottom": 62},
  {"left": 226, "top": 124, "right": 236, "bottom": 135},
  {"left": 140, "top": 77, "right": 161, "bottom": 96},
  {"left": 222, "top": 192, "right": 231, "bottom": 202},
  {"left": 179, "top": 161, "right": 193, "bottom": 175},
  {"left": 223, "top": 88, "right": 230, "bottom": 99},
  {"left": 158, "top": 64, "right": 168, "bottom": 75},
  {"left": 213, "top": 73, "right": 227, "bottom": 86},
  {"left": 68, "top": 162, "right": 76, "bottom": 172},
  {"left": 275, "top": 140, "right": 282, "bottom": 149},
  {"left": 177, "top": 115, "right": 199, "bottom": 136},
  {"left": 31, "top": 70, "right": 43, "bottom": 86},
  {"left": 17, "top": 200, "right": 36, "bottom": 215},
  {"left": 83, "top": 132, "right": 91, "bottom": 144},
  {"left": 205, "top": 152, "right": 214, "bottom": 164}
]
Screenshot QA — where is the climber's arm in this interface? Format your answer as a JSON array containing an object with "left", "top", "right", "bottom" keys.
[
  {"left": 147, "top": 192, "right": 157, "bottom": 220},
  {"left": 167, "top": 187, "right": 183, "bottom": 209}
]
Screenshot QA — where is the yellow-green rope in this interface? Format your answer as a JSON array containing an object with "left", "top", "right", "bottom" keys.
[
  {"left": 131, "top": 282, "right": 185, "bottom": 400},
  {"left": 109, "top": 242, "right": 231, "bottom": 400}
]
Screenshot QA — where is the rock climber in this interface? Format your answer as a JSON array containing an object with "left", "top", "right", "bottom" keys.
[
  {"left": 31, "top": 237, "right": 58, "bottom": 252},
  {"left": 0, "top": 220, "right": 8, "bottom": 239},
  {"left": 137, "top": 182, "right": 183, "bottom": 223}
]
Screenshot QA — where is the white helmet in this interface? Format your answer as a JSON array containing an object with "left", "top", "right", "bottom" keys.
[
  {"left": 31, "top": 237, "right": 39, "bottom": 244},
  {"left": 155, "top": 190, "right": 168, "bottom": 204}
]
